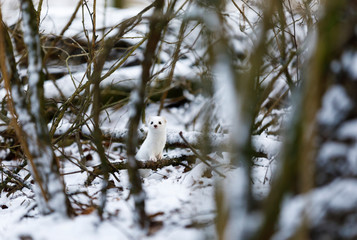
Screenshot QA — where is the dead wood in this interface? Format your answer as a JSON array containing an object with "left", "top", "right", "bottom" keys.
[{"left": 85, "top": 153, "right": 196, "bottom": 185}]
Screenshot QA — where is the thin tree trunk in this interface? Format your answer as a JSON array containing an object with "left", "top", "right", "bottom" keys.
[
  {"left": 126, "top": 0, "right": 167, "bottom": 230},
  {"left": 0, "top": 0, "right": 72, "bottom": 216},
  {"left": 198, "top": 0, "right": 277, "bottom": 238}
]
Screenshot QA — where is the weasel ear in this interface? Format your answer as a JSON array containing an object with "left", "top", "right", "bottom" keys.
[{"left": 162, "top": 116, "right": 167, "bottom": 123}]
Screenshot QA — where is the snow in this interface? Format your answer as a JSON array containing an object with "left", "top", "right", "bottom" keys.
[
  {"left": 274, "top": 179, "right": 357, "bottom": 240},
  {"left": 16, "top": 0, "right": 70, "bottom": 217},
  {"left": 180, "top": 162, "right": 210, "bottom": 186},
  {"left": 213, "top": 54, "right": 241, "bottom": 136},
  {"left": 0, "top": 211, "right": 129, "bottom": 240},
  {"left": 342, "top": 50, "right": 357, "bottom": 79},
  {"left": 318, "top": 142, "right": 347, "bottom": 163},
  {"left": 186, "top": 3, "right": 221, "bottom": 31},
  {"left": 1, "top": 0, "right": 151, "bottom": 38},
  {"left": 252, "top": 135, "right": 281, "bottom": 158},
  {"left": 223, "top": 168, "right": 251, "bottom": 240},
  {"left": 0, "top": 123, "right": 276, "bottom": 239},
  {"left": 0, "top": 0, "right": 312, "bottom": 239},
  {"left": 318, "top": 85, "right": 352, "bottom": 128},
  {"left": 337, "top": 119, "right": 357, "bottom": 140},
  {"left": 0, "top": 156, "right": 220, "bottom": 240}
]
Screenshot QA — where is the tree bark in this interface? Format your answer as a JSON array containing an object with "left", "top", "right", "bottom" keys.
[
  {"left": 126, "top": 0, "right": 168, "bottom": 230},
  {"left": 85, "top": 154, "right": 196, "bottom": 184},
  {"left": 0, "top": 1, "right": 72, "bottom": 217}
]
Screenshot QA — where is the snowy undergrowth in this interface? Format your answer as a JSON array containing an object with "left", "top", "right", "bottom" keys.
[
  {"left": 0, "top": 139, "right": 275, "bottom": 240},
  {"left": 0, "top": 0, "right": 285, "bottom": 239},
  {"left": 0, "top": 98, "right": 279, "bottom": 239}
]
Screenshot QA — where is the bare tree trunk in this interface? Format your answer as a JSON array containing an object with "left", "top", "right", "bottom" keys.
[
  {"left": 85, "top": 0, "right": 112, "bottom": 220},
  {"left": 126, "top": 0, "right": 168, "bottom": 230},
  {"left": 0, "top": 0, "right": 72, "bottom": 217}
]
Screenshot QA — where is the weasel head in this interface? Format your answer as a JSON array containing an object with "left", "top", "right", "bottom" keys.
[{"left": 147, "top": 116, "right": 166, "bottom": 132}]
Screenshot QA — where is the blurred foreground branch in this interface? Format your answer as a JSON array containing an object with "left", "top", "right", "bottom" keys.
[{"left": 126, "top": 0, "right": 169, "bottom": 231}]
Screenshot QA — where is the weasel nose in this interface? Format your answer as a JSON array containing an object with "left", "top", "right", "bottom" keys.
[{"left": 154, "top": 125, "right": 157, "bottom": 128}]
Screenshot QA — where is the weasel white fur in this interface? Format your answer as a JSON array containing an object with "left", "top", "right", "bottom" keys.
[{"left": 135, "top": 116, "right": 167, "bottom": 161}]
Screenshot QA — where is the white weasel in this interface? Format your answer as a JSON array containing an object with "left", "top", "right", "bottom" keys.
[{"left": 135, "top": 116, "right": 167, "bottom": 161}]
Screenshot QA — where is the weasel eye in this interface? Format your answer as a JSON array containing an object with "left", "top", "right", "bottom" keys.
[
  {"left": 150, "top": 121, "right": 153, "bottom": 125},
  {"left": 159, "top": 121, "right": 162, "bottom": 125}
]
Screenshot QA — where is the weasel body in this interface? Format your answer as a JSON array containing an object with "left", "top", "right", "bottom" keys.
[{"left": 135, "top": 116, "right": 167, "bottom": 161}]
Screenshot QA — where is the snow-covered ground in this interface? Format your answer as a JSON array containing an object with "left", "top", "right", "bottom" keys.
[
  {"left": 0, "top": 139, "right": 275, "bottom": 240},
  {"left": 2, "top": 0, "right": 357, "bottom": 239},
  {"left": 0, "top": 104, "right": 277, "bottom": 239}
]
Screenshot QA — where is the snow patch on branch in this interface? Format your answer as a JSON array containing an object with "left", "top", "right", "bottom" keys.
[
  {"left": 318, "top": 85, "right": 352, "bottom": 128},
  {"left": 337, "top": 119, "right": 357, "bottom": 140},
  {"left": 342, "top": 51, "right": 357, "bottom": 79}
]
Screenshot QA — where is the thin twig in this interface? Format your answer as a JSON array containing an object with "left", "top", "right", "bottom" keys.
[{"left": 179, "top": 131, "right": 225, "bottom": 178}]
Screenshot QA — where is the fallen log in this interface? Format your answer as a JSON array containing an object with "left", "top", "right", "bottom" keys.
[
  {"left": 85, "top": 153, "right": 196, "bottom": 185},
  {"left": 3, "top": 124, "right": 279, "bottom": 159},
  {"left": 96, "top": 127, "right": 228, "bottom": 150},
  {"left": 92, "top": 128, "right": 278, "bottom": 158}
]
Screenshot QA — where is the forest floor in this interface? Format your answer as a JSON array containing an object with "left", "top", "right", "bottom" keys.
[{"left": 0, "top": 102, "right": 279, "bottom": 239}]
